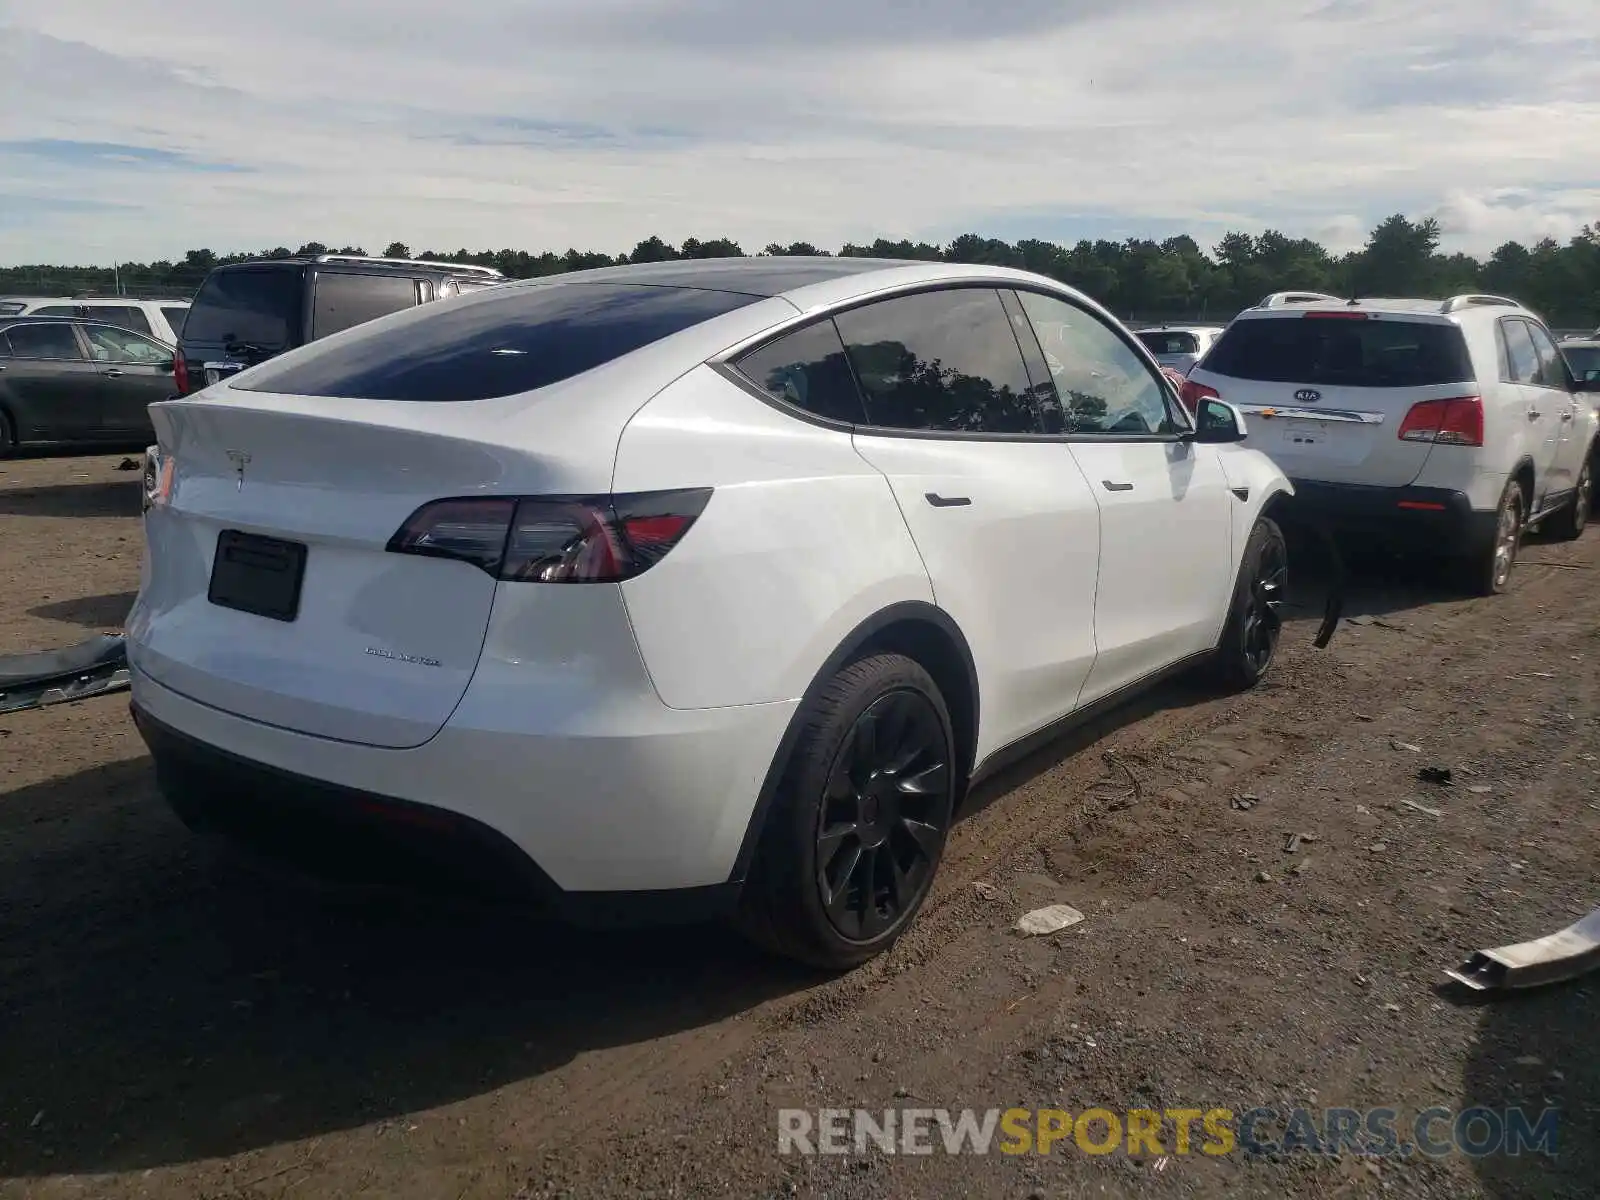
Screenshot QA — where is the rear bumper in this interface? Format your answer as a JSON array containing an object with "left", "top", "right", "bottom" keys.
[
  {"left": 1280, "top": 480, "right": 1496, "bottom": 553},
  {"left": 129, "top": 666, "right": 798, "bottom": 917}
]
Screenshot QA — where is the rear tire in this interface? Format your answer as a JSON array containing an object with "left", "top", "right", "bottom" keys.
[
  {"left": 1457, "top": 477, "right": 1524, "bottom": 596},
  {"left": 1545, "top": 454, "right": 1593, "bottom": 542},
  {"left": 1210, "top": 516, "right": 1288, "bottom": 691},
  {"left": 737, "top": 653, "right": 956, "bottom": 970}
]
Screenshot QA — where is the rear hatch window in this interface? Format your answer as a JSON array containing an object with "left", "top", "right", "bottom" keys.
[
  {"left": 234, "top": 282, "right": 760, "bottom": 401},
  {"left": 1203, "top": 316, "right": 1473, "bottom": 387},
  {"left": 184, "top": 266, "right": 303, "bottom": 350},
  {"left": 1138, "top": 330, "right": 1200, "bottom": 356},
  {"left": 1566, "top": 345, "right": 1600, "bottom": 381}
]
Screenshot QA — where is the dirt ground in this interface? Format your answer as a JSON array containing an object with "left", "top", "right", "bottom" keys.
[{"left": 2, "top": 451, "right": 1597, "bottom": 1200}]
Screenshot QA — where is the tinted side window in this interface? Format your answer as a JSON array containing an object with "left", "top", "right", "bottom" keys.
[
  {"left": 161, "top": 306, "right": 189, "bottom": 336},
  {"left": 1501, "top": 319, "right": 1539, "bottom": 385},
  {"left": 83, "top": 305, "right": 152, "bottom": 335},
  {"left": 7, "top": 324, "right": 83, "bottom": 360},
  {"left": 311, "top": 272, "right": 421, "bottom": 339},
  {"left": 184, "top": 267, "right": 303, "bottom": 348},
  {"left": 833, "top": 288, "right": 1039, "bottom": 434},
  {"left": 235, "top": 282, "right": 760, "bottom": 401},
  {"left": 733, "top": 319, "right": 867, "bottom": 424},
  {"left": 84, "top": 324, "right": 171, "bottom": 363},
  {"left": 1524, "top": 322, "right": 1568, "bottom": 389},
  {"left": 31, "top": 305, "right": 74, "bottom": 317},
  {"left": 1017, "top": 291, "right": 1178, "bottom": 436}
]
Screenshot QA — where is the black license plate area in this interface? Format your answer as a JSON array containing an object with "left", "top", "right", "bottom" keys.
[{"left": 208, "top": 530, "right": 307, "bottom": 622}]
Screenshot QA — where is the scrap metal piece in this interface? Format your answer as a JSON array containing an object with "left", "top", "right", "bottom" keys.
[
  {"left": 1312, "top": 522, "right": 1345, "bottom": 649},
  {"left": 1446, "top": 906, "right": 1600, "bottom": 993},
  {"left": 0, "top": 634, "right": 129, "bottom": 714}
]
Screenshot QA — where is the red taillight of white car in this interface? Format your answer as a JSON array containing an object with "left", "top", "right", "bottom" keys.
[
  {"left": 387, "top": 489, "right": 712, "bottom": 582},
  {"left": 1397, "top": 396, "right": 1484, "bottom": 447}
]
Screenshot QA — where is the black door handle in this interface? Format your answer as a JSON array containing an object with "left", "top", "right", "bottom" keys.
[
  {"left": 1102, "top": 480, "right": 1134, "bottom": 492},
  {"left": 104, "top": 368, "right": 125, "bottom": 378},
  {"left": 925, "top": 492, "right": 971, "bottom": 507}
]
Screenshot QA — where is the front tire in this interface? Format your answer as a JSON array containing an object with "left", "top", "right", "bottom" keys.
[
  {"left": 1546, "top": 454, "right": 1593, "bottom": 542},
  {"left": 738, "top": 653, "right": 956, "bottom": 970},
  {"left": 1210, "top": 516, "right": 1288, "bottom": 691}
]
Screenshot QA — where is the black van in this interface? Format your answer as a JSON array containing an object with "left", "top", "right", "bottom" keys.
[{"left": 174, "top": 254, "right": 503, "bottom": 394}]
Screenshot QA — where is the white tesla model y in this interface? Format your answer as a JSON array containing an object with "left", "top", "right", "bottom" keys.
[{"left": 130, "top": 257, "right": 1293, "bottom": 968}]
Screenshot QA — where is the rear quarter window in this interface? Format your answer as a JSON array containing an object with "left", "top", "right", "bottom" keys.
[
  {"left": 311, "top": 271, "right": 421, "bottom": 339},
  {"left": 234, "top": 282, "right": 760, "bottom": 401},
  {"left": 184, "top": 267, "right": 303, "bottom": 348},
  {"left": 1203, "top": 316, "right": 1474, "bottom": 387}
]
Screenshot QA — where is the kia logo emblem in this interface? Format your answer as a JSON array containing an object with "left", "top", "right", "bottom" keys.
[{"left": 1294, "top": 388, "right": 1322, "bottom": 403}]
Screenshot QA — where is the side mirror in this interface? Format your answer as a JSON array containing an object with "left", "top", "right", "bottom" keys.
[{"left": 1193, "top": 398, "right": 1248, "bottom": 444}]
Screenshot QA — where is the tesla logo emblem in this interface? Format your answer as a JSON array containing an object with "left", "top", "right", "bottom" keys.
[
  {"left": 1294, "top": 388, "right": 1322, "bottom": 403},
  {"left": 225, "top": 449, "right": 251, "bottom": 490}
]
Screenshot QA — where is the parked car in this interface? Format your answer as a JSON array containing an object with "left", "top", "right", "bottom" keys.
[
  {"left": 0, "top": 296, "right": 190, "bottom": 344},
  {"left": 173, "top": 254, "right": 504, "bottom": 394},
  {"left": 131, "top": 257, "right": 1293, "bottom": 968},
  {"left": 1561, "top": 336, "right": 1600, "bottom": 386},
  {"left": 1135, "top": 324, "right": 1227, "bottom": 376},
  {"left": 1182, "top": 292, "right": 1600, "bottom": 595},
  {"left": 0, "top": 315, "right": 177, "bottom": 455}
]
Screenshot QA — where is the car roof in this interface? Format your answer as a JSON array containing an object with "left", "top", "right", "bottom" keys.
[
  {"left": 511, "top": 256, "right": 920, "bottom": 298},
  {"left": 0, "top": 314, "right": 80, "bottom": 325}
]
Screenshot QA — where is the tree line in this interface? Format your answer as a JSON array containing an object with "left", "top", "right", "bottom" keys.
[{"left": 4, "top": 214, "right": 1597, "bottom": 329}]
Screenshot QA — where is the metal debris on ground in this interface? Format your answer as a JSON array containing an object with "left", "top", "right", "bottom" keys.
[
  {"left": 1014, "top": 905, "right": 1086, "bottom": 936},
  {"left": 1284, "top": 833, "right": 1302, "bottom": 854},
  {"left": 1401, "top": 799, "right": 1444, "bottom": 817},
  {"left": 971, "top": 881, "right": 1000, "bottom": 901},
  {"left": 1231, "top": 793, "right": 1260, "bottom": 811},
  {"left": 0, "top": 634, "right": 130, "bottom": 715},
  {"left": 1391, "top": 740, "right": 1423, "bottom": 753},
  {"left": 1446, "top": 905, "right": 1600, "bottom": 993},
  {"left": 1417, "top": 766, "right": 1453, "bottom": 786}
]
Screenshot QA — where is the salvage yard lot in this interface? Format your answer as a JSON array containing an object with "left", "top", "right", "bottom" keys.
[{"left": 2, "top": 452, "right": 1598, "bottom": 1199}]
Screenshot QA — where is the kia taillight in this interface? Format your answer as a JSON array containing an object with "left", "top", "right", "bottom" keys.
[
  {"left": 387, "top": 489, "right": 712, "bottom": 582},
  {"left": 1179, "top": 379, "right": 1219, "bottom": 413},
  {"left": 172, "top": 355, "right": 191, "bottom": 395},
  {"left": 1397, "top": 397, "right": 1483, "bottom": 447}
]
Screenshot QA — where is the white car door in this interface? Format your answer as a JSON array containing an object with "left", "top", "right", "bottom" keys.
[
  {"left": 1500, "top": 318, "right": 1562, "bottom": 507},
  {"left": 1526, "top": 320, "right": 1585, "bottom": 501},
  {"left": 1012, "top": 290, "right": 1235, "bottom": 705},
  {"left": 838, "top": 287, "right": 1103, "bottom": 763}
]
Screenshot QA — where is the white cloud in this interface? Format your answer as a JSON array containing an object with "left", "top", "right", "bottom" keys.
[{"left": 0, "top": 0, "right": 1597, "bottom": 264}]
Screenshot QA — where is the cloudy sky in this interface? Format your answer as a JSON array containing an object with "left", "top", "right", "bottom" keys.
[{"left": 1, "top": 0, "right": 1596, "bottom": 266}]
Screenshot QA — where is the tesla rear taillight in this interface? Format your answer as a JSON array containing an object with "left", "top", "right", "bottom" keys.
[
  {"left": 173, "top": 355, "right": 191, "bottom": 395},
  {"left": 1179, "top": 379, "right": 1219, "bottom": 413},
  {"left": 387, "top": 489, "right": 712, "bottom": 582},
  {"left": 1397, "top": 396, "right": 1483, "bottom": 446}
]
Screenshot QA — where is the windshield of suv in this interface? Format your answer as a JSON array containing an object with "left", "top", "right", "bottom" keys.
[
  {"left": 1565, "top": 345, "right": 1600, "bottom": 382},
  {"left": 1203, "top": 316, "right": 1474, "bottom": 386},
  {"left": 185, "top": 266, "right": 302, "bottom": 348},
  {"left": 1137, "top": 330, "right": 1200, "bottom": 356}
]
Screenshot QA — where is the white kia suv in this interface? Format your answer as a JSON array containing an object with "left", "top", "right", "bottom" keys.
[
  {"left": 129, "top": 258, "right": 1294, "bottom": 968},
  {"left": 1182, "top": 292, "right": 1600, "bottom": 595}
]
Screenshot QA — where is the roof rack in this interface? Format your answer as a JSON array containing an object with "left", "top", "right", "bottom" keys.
[
  {"left": 1440, "top": 294, "right": 1520, "bottom": 314},
  {"left": 312, "top": 254, "right": 504, "bottom": 278},
  {"left": 1256, "top": 291, "right": 1345, "bottom": 308}
]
